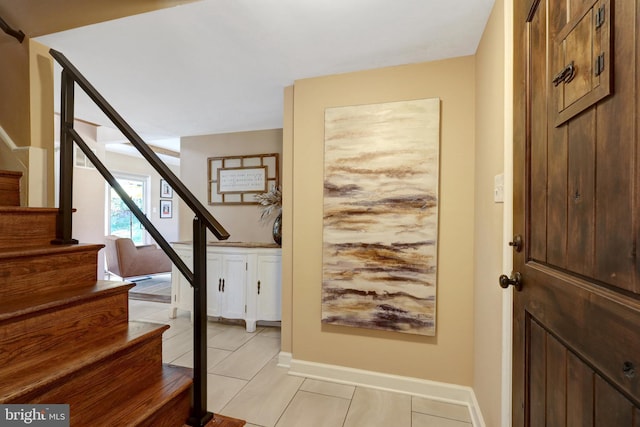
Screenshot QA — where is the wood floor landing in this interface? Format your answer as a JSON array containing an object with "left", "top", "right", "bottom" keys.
[{"left": 196, "top": 413, "right": 246, "bottom": 427}]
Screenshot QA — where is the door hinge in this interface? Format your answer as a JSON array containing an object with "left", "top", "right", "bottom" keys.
[
  {"left": 595, "top": 5, "right": 605, "bottom": 29},
  {"left": 595, "top": 53, "right": 605, "bottom": 77},
  {"left": 246, "top": 262, "right": 248, "bottom": 271},
  {"left": 244, "top": 304, "right": 247, "bottom": 313}
]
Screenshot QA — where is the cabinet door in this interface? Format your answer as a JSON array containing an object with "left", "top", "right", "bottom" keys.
[
  {"left": 206, "top": 253, "right": 223, "bottom": 317},
  {"left": 256, "top": 255, "right": 282, "bottom": 321},
  {"left": 220, "top": 254, "right": 247, "bottom": 320}
]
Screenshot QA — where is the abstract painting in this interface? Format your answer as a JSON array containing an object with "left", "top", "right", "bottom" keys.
[{"left": 322, "top": 98, "right": 440, "bottom": 336}]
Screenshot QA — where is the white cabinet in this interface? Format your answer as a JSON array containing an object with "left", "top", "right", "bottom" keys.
[
  {"left": 219, "top": 254, "right": 247, "bottom": 320},
  {"left": 169, "top": 242, "right": 281, "bottom": 332},
  {"left": 256, "top": 255, "right": 282, "bottom": 322}
]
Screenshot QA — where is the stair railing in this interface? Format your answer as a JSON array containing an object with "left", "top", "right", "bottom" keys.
[
  {"left": 0, "top": 15, "right": 24, "bottom": 43},
  {"left": 49, "top": 48, "right": 229, "bottom": 427}
]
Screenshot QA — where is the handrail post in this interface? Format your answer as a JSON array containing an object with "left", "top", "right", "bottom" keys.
[
  {"left": 188, "top": 216, "right": 213, "bottom": 427},
  {"left": 54, "top": 69, "right": 78, "bottom": 245}
]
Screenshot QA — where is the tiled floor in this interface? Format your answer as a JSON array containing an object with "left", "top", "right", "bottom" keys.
[{"left": 130, "top": 300, "right": 473, "bottom": 427}]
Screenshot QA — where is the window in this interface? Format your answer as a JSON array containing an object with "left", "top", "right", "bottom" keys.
[{"left": 107, "top": 175, "right": 148, "bottom": 245}]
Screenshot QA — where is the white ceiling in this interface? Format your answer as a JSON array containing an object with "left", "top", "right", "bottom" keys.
[{"left": 36, "top": 0, "right": 495, "bottom": 152}]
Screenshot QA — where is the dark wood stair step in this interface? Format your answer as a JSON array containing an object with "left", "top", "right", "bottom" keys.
[
  {"left": 0, "top": 321, "right": 169, "bottom": 404},
  {"left": 0, "top": 243, "right": 103, "bottom": 299},
  {"left": 0, "top": 170, "right": 21, "bottom": 207},
  {"left": 0, "top": 207, "right": 59, "bottom": 246},
  {"left": 0, "top": 281, "right": 133, "bottom": 365},
  {"left": 89, "top": 364, "right": 193, "bottom": 427}
]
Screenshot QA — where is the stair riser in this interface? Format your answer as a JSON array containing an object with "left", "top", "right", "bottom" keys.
[
  {"left": 0, "top": 171, "right": 21, "bottom": 207},
  {"left": 138, "top": 387, "right": 191, "bottom": 427},
  {"left": 0, "top": 291, "right": 130, "bottom": 367},
  {"left": 0, "top": 210, "right": 57, "bottom": 246},
  {"left": 0, "top": 250, "right": 99, "bottom": 299},
  {"left": 10, "top": 331, "right": 164, "bottom": 405}
]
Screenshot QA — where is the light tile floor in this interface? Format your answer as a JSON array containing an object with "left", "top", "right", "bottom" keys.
[{"left": 130, "top": 300, "right": 473, "bottom": 427}]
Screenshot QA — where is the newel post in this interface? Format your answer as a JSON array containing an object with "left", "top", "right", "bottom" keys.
[
  {"left": 188, "top": 216, "right": 212, "bottom": 426},
  {"left": 54, "top": 69, "right": 78, "bottom": 245}
]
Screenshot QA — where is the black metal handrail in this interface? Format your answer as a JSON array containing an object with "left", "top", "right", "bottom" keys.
[
  {"left": 50, "top": 48, "right": 229, "bottom": 427},
  {"left": 0, "top": 15, "right": 24, "bottom": 43}
]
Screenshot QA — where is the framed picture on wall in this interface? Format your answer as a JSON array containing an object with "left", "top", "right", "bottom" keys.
[
  {"left": 160, "top": 179, "right": 173, "bottom": 198},
  {"left": 160, "top": 200, "right": 172, "bottom": 218}
]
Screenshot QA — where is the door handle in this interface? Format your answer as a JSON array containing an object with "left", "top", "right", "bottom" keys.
[
  {"left": 499, "top": 272, "right": 523, "bottom": 291},
  {"left": 552, "top": 61, "right": 575, "bottom": 86}
]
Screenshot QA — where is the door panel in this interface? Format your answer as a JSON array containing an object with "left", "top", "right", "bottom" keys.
[
  {"left": 528, "top": 0, "right": 548, "bottom": 263},
  {"left": 566, "top": 109, "right": 595, "bottom": 276},
  {"left": 527, "top": 313, "right": 639, "bottom": 426},
  {"left": 567, "top": 351, "right": 593, "bottom": 426},
  {"left": 513, "top": 0, "right": 640, "bottom": 424}
]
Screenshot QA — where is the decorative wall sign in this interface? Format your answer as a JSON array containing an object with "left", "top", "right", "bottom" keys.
[
  {"left": 322, "top": 98, "right": 440, "bottom": 336},
  {"left": 218, "top": 166, "right": 267, "bottom": 194},
  {"left": 208, "top": 153, "right": 279, "bottom": 205}
]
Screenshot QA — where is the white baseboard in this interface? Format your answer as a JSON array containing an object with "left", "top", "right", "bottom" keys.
[
  {"left": 288, "top": 358, "right": 485, "bottom": 427},
  {"left": 277, "top": 351, "right": 292, "bottom": 368}
]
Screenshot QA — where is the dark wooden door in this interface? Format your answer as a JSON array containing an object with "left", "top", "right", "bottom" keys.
[{"left": 513, "top": 0, "right": 640, "bottom": 425}]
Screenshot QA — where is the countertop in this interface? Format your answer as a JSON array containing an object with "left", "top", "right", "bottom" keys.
[{"left": 172, "top": 241, "right": 281, "bottom": 249}]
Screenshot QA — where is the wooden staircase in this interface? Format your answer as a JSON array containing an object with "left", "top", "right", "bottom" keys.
[{"left": 0, "top": 171, "right": 245, "bottom": 427}]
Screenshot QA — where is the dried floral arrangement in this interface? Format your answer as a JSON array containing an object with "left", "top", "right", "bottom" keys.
[{"left": 255, "top": 186, "right": 282, "bottom": 222}]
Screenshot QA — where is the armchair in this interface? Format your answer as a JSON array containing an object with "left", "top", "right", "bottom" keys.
[{"left": 104, "top": 235, "right": 172, "bottom": 279}]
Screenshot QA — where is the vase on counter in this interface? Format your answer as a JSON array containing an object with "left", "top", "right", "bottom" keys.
[{"left": 272, "top": 212, "right": 282, "bottom": 245}]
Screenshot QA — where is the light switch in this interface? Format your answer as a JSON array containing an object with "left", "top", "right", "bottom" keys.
[{"left": 494, "top": 173, "right": 504, "bottom": 203}]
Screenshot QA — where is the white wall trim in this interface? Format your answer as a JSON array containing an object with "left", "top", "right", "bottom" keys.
[
  {"left": 502, "top": 0, "right": 515, "bottom": 426},
  {"left": 277, "top": 351, "right": 292, "bottom": 368},
  {"left": 0, "top": 125, "right": 29, "bottom": 154},
  {"left": 288, "top": 358, "right": 486, "bottom": 427}
]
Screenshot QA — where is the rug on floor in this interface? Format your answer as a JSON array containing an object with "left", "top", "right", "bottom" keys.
[{"left": 128, "top": 273, "right": 171, "bottom": 303}]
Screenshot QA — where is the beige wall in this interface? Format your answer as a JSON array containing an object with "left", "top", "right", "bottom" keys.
[
  {"left": 0, "top": 39, "right": 30, "bottom": 148},
  {"left": 473, "top": 0, "right": 507, "bottom": 425},
  {"left": 29, "top": 39, "right": 55, "bottom": 206},
  {"left": 179, "top": 129, "right": 283, "bottom": 243},
  {"left": 288, "top": 57, "right": 476, "bottom": 386}
]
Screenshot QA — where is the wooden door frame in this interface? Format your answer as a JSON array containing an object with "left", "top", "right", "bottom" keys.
[{"left": 511, "top": 0, "right": 531, "bottom": 424}]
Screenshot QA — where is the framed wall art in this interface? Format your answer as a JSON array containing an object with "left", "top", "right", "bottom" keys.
[
  {"left": 322, "top": 98, "right": 441, "bottom": 336},
  {"left": 208, "top": 153, "right": 279, "bottom": 205},
  {"left": 160, "top": 179, "right": 173, "bottom": 198},
  {"left": 160, "top": 200, "right": 173, "bottom": 218}
]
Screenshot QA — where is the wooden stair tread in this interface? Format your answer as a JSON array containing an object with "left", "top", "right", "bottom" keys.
[
  {"left": 0, "top": 242, "right": 104, "bottom": 259},
  {"left": 82, "top": 364, "right": 193, "bottom": 426},
  {"left": 0, "top": 321, "right": 169, "bottom": 403},
  {"left": 0, "top": 206, "right": 58, "bottom": 214},
  {"left": 0, "top": 280, "right": 133, "bottom": 323}
]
